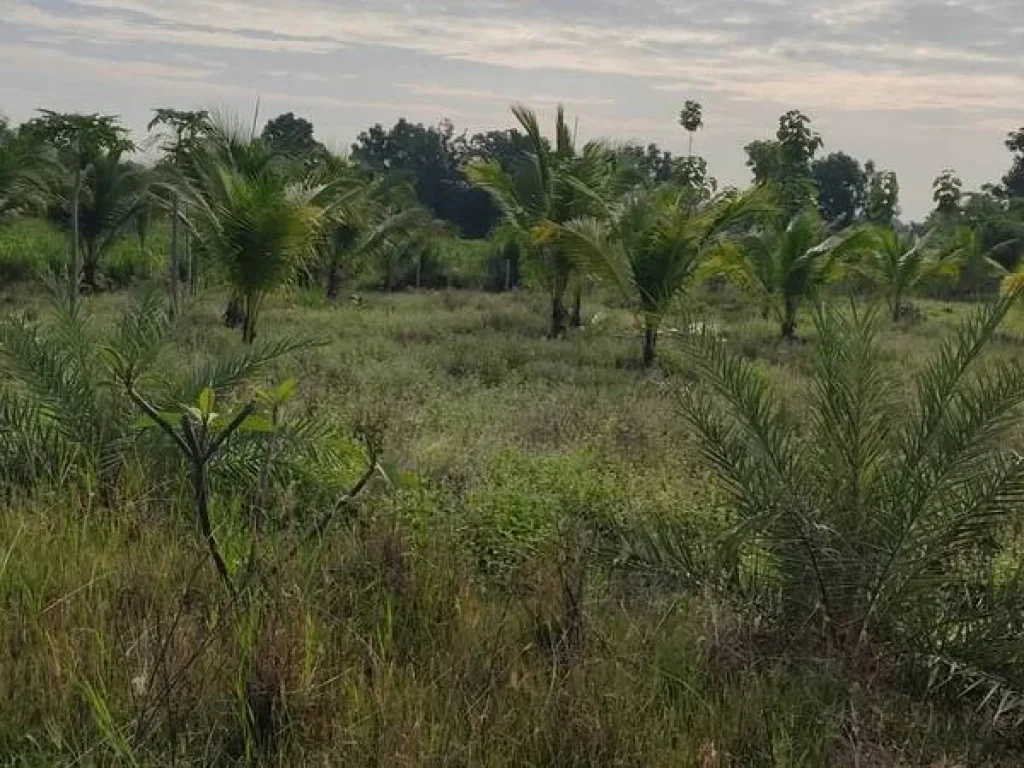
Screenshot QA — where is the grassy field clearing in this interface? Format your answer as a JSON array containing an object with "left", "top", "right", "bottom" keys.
[{"left": 2, "top": 281, "right": 1024, "bottom": 765}]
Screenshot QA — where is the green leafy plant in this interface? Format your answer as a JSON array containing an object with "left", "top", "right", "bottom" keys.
[
  {"left": 707, "top": 209, "right": 875, "bottom": 338},
  {"left": 849, "top": 228, "right": 956, "bottom": 321},
  {"left": 675, "top": 294, "right": 1024, "bottom": 702},
  {"left": 22, "top": 111, "right": 133, "bottom": 313},
  {"left": 177, "top": 120, "right": 330, "bottom": 342},
  {"left": 562, "top": 184, "right": 773, "bottom": 365},
  {"left": 468, "top": 104, "right": 617, "bottom": 336}
]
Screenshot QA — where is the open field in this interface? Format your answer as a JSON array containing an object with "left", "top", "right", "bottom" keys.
[{"left": 3, "top": 279, "right": 1024, "bottom": 765}]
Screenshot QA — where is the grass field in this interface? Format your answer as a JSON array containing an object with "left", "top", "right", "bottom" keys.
[{"left": 3, "top": 270, "right": 1024, "bottom": 764}]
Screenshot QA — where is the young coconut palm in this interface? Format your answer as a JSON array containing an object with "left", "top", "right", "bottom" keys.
[
  {"left": 468, "top": 104, "right": 616, "bottom": 337},
  {"left": 709, "top": 208, "right": 875, "bottom": 339},
  {"left": 315, "top": 170, "right": 430, "bottom": 298},
  {"left": 850, "top": 228, "right": 956, "bottom": 321},
  {"left": 180, "top": 122, "right": 328, "bottom": 343},
  {"left": 562, "top": 184, "right": 774, "bottom": 366}
]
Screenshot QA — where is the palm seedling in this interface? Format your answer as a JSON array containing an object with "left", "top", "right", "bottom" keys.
[
  {"left": 74, "top": 149, "right": 150, "bottom": 288},
  {"left": 562, "top": 184, "right": 773, "bottom": 366},
  {"left": 671, "top": 294, "right": 1024, "bottom": 705},
  {"left": 177, "top": 120, "right": 329, "bottom": 342},
  {"left": 849, "top": 228, "right": 956, "bottom": 321},
  {"left": 468, "top": 104, "right": 617, "bottom": 337},
  {"left": 708, "top": 208, "right": 875, "bottom": 339}
]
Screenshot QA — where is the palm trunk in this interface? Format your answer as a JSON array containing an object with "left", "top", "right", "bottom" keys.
[
  {"left": 570, "top": 287, "right": 583, "bottom": 328},
  {"left": 169, "top": 194, "right": 181, "bottom": 316},
  {"left": 550, "top": 294, "right": 568, "bottom": 338},
  {"left": 326, "top": 262, "right": 343, "bottom": 300},
  {"left": 643, "top": 321, "right": 658, "bottom": 367},
  {"left": 186, "top": 203, "right": 198, "bottom": 296},
  {"left": 242, "top": 295, "right": 258, "bottom": 344},
  {"left": 82, "top": 242, "right": 100, "bottom": 290},
  {"left": 890, "top": 288, "right": 903, "bottom": 322},
  {"left": 781, "top": 297, "right": 798, "bottom": 340},
  {"left": 224, "top": 295, "right": 245, "bottom": 329},
  {"left": 69, "top": 163, "right": 81, "bottom": 315}
]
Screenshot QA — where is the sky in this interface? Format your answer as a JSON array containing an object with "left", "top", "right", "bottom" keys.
[{"left": 1, "top": 0, "right": 1022, "bottom": 220}]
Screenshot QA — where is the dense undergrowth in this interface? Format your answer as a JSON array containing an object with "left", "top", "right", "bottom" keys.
[{"left": 3, "top": 278, "right": 1024, "bottom": 765}]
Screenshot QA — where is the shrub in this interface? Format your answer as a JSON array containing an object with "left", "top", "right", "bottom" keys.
[{"left": 671, "top": 295, "right": 1024, "bottom": 709}]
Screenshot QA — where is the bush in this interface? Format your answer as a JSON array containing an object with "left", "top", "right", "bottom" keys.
[{"left": 673, "top": 296, "right": 1024, "bottom": 709}]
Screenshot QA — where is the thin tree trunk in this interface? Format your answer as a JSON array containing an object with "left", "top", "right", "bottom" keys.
[
  {"left": 550, "top": 293, "right": 568, "bottom": 338},
  {"left": 186, "top": 203, "right": 198, "bottom": 296},
  {"left": 504, "top": 259, "right": 512, "bottom": 292},
  {"left": 193, "top": 461, "right": 234, "bottom": 597},
  {"left": 643, "top": 322, "right": 658, "bottom": 367},
  {"left": 70, "top": 163, "right": 81, "bottom": 315},
  {"left": 781, "top": 296, "right": 798, "bottom": 340},
  {"left": 570, "top": 287, "right": 583, "bottom": 328},
  {"left": 415, "top": 254, "right": 422, "bottom": 290},
  {"left": 169, "top": 194, "right": 181, "bottom": 316}
]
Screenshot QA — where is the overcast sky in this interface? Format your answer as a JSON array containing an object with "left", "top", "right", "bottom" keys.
[{"left": 2, "top": 0, "right": 1022, "bottom": 219}]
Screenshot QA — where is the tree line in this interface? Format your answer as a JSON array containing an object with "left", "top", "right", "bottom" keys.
[{"left": 1, "top": 102, "right": 1023, "bottom": 357}]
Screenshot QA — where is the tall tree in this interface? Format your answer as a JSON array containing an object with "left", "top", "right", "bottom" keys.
[
  {"left": 352, "top": 118, "right": 498, "bottom": 238},
  {"left": 679, "top": 100, "right": 704, "bottom": 158},
  {"left": 812, "top": 152, "right": 866, "bottom": 226},
  {"left": 864, "top": 161, "right": 900, "bottom": 225},
  {"left": 22, "top": 111, "right": 133, "bottom": 313},
  {"left": 149, "top": 108, "right": 212, "bottom": 312},
  {"left": 261, "top": 112, "right": 319, "bottom": 158},
  {"left": 0, "top": 121, "right": 50, "bottom": 220},
  {"left": 1003, "top": 128, "right": 1024, "bottom": 200},
  {"left": 745, "top": 110, "right": 822, "bottom": 216},
  {"left": 932, "top": 168, "right": 963, "bottom": 219}
]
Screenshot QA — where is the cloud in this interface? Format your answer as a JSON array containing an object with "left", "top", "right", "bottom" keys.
[
  {"left": 5, "top": 0, "right": 1024, "bottom": 219},
  {"left": 398, "top": 84, "right": 615, "bottom": 108},
  {"left": 5, "top": 0, "right": 342, "bottom": 53},
  {"left": 28, "top": 0, "right": 1018, "bottom": 116}
]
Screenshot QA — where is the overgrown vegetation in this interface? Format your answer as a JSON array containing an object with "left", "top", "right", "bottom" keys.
[{"left": 1, "top": 100, "right": 1024, "bottom": 764}]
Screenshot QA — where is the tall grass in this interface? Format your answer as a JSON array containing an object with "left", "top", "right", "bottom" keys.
[{"left": 2, "top": 287, "right": 1024, "bottom": 764}]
